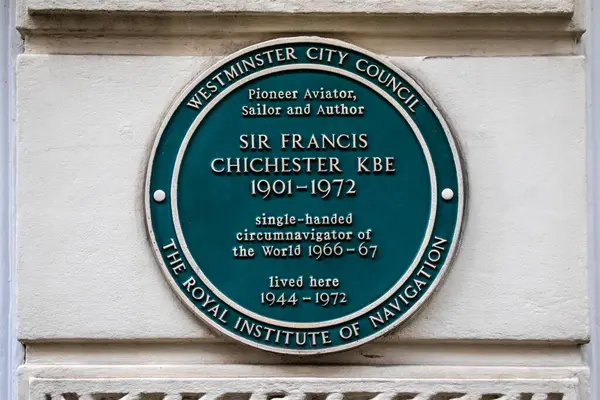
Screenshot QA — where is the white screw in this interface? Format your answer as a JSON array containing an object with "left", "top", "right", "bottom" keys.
[
  {"left": 153, "top": 189, "right": 166, "bottom": 203},
  {"left": 441, "top": 188, "right": 454, "bottom": 201}
]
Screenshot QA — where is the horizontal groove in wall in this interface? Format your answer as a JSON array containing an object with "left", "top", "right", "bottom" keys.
[
  {"left": 24, "top": 342, "right": 585, "bottom": 367},
  {"left": 16, "top": 12, "right": 585, "bottom": 56},
  {"left": 17, "top": 14, "right": 583, "bottom": 36},
  {"left": 23, "top": 34, "right": 581, "bottom": 57}
]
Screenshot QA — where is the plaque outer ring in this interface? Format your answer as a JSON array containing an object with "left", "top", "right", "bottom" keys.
[{"left": 144, "top": 36, "right": 467, "bottom": 355}]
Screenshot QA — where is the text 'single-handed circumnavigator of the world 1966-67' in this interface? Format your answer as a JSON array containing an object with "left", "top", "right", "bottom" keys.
[{"left": 145, "top": 37, "right": 465, "bottom": 355}]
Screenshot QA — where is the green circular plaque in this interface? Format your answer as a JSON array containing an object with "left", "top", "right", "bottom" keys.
[{"left": 146, "top": 37, "right": 465, "bottom": 354}]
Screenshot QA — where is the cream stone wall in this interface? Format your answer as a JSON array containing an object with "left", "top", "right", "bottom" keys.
[{"left": 14, "top": 0, "right": 591, "bottom": 399}]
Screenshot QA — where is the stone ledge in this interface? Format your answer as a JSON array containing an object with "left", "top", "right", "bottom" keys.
[
  {"left": 25, "top": 0, "right": 575, "bottom": 16},
  {"left": 18, "top": 362, "right": 591, "bottom": 399}
]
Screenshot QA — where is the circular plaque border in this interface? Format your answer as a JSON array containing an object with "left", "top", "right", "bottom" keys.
[{"left": 145, "top": 36, "right": 466, "bottom": 354}]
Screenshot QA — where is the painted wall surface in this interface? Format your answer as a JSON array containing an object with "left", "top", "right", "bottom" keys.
[
  {"left": 16, "top": 55, "right": 587, "bottom": 342},
  {"left": 13, "top": 0, "right": 591, "bottom": 399}
]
